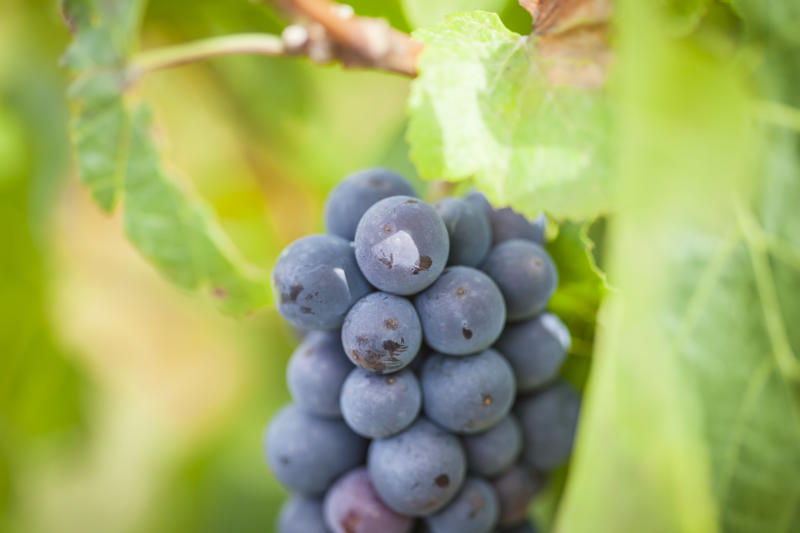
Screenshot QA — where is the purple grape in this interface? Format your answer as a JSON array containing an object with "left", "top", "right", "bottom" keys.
[
  {"left": 434, "top": 197, "right": 492, "bottom": 267},
  {"left": 516, "top": 381, "right": 581, "bottom": 471},
  {"left": 341, "top": 292, "right": 422, "bottom": 373},
  {"left": 481, "top": 240, "right": 557, "bottom": 322},
  {"left": 324, "top": 467, "right": 414, "bottom": 533},
  {"left": 324, "top": 168, "right": 416, "bottom": 241},
  {"left": 494, "top": 312, "right": 570, "bottom": 393},
  {"left": 462, "top": 415, "right": 522, "bottom": 477},
  {"left": 497, "top": 520, "right": 539, "bottom": 533},
  {"left": 368, "top": 418, "right": 466, "bottom": 516},
  {"left": 414, "top": 267, "right": 506, "bottom": 356},
  {"left": 489, "top": 207, "right": 545, "bottom": 246},
  {"left": 425, "top": 477, "right": 499, "bottom": 533},
  {"left": 354, "top": 196, "right": 449, "bottom": 295},
  {"left": 491, "top": 464, "right": 545, "bottom": 527},
  {"left": 340, "top": 367, "right": 421, "bottom": 438},
  {"left": 287, "top": 331, "right": 353, "bottom": 418},
  {"left": 421, "top": 350, "right": 515, "bottom": 434},
  {"left": 277, "top": 495, "right": 329, "bottom": 533},
  {"left": 264, "top": 404, "right": 366, "bottom": 494},
  {"left": 273, "top": 234, "right": 372, "bottom": 330}
]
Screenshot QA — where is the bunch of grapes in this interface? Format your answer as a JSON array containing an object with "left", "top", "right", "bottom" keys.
[{"left": 265, "top": 168, "right": 580, "bottom": 533}]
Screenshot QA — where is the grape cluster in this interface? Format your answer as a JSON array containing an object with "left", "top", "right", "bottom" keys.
[{"left": 265, "top": 168, "right": 580, "bottom": 533}]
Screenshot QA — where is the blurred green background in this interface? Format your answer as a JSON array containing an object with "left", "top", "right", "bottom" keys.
[{"left": 0, "top": 1, "right": 533, "bottom": 532}]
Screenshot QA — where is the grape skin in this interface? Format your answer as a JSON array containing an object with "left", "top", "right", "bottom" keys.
[
  {"left": 341, "top": 292, "right": 422, "bottom": 374},
  {"left": 491, "top": 464, "right": 545, "bottom": 527},
  {"left": 277, "top": 495, "right": 329, "bottom": 533},
  {"left": 264, "top": 404, "right": 366, "bottom": 495},
  {"left": 368, "top": 418, "right": 467, "bottom": 516},
  {"left": 425, "top": 477, "right": 499, "bottom": 533},
  {"left": 496, "top": 520, "right": 539, "bottom": 533},
  {"left": 462, "top": 415, "right": 522, "bottom": 478},
  {"left": 421, "top": 350, "right": 516, "bottom": 434},
  {"left": 287, "top": 330, "right": 353, "bottom": 418},
  {"left": 340, "top": 367, "right": 422, "bottom": 438},
  {"left": 273, "top": 234, "right": 372, "bottom": 330},
  {"left": 414, "top": 266, "right": 506, "bottom": 356},
  {"left": 324, "top": 168, "right": 416, "bottom": 241},
  {"left": 515, "top": 380, "right": 581, "bottom": 471},
  {"left": 494, "top": 312, "right": 570, "bottom": 393},
  {"left": 489, "top": 208, "right": 546, "bottom": 246},
  {"left": 481, "top": 240, "right": 557, "bottom": 322},
  {"left": 324, "top": 467, "right": 414, "bottom": 533},
  {"left": 354, "top": 196, "right": 449, "bottom": 295},
  {"left": 434, "top": 197, "right": 492, "bottom": 267}
]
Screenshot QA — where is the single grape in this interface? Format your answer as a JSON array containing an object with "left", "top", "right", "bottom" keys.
[
  {"left": 277, "top": 495, "right": 329, "bottom": 533},
  {"left": 368, "top": 418, "right": 466, "bottom": 516},
  {"left": 491, "top": 464, "right": 545, "bottom": 527},
  {"left": 515, "top": 381, "right": 581, "bottom": 471},
  {"left": 434, "top": 197, "right": 492, "bottom": 267},
  {"left": 414, "top": 267, "right": 506, "bottom": 355},
  {"left": 273, "top": 234, "right": 372, "bottom": 330},
  {"left": 489, "top": 207, "right": 546, "bottom": 246},
  {"left": 494, "top": 313, "right": 570, "bottom": 393},
  {"left": 421, "top": 350, "right": 515, "bottom": 434},
  {"left": 324, "top": 168, "right": 416, "bottom": 241},
  {"left": 464, "top": 192, "right": 493, "bottom": 220},
  {"left": 354, "top": 196, "right": 449, "bottom": 295},
  {"left": 497, "top": 519, "right": 539, "bottom": 533},
  {"left": 264, "top": 404, "right": 366, "bottom": 494},
  {"left": 462, "top": 415, "right": 522, "bottom": 477},
  {"left": 341, "top": 292, "right": 422, "bottom": 373},
  {"left": 324, "top": 467, "right": 414, "bottom": 533},
  {"left": 481, "top": 240, "right": 557, "bottom": 322},
  {"left": 287, "top": 331, "right": 353, "bottom": 418},
  {"left": 340, "top": 367, "right": 421, "bottom": 438},
  {"left": 425, "top": 477, "right": 499, "bottom": 533}
]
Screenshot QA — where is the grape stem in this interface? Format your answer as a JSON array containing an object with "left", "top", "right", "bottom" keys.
[{"left": 126, "top": 0, "right": 421, "bottom": 84}]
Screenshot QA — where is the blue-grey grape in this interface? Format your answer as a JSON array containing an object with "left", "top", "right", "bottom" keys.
[
  {"left": 497, "top": 520, "right": 539, "bottom": 533},
  {"left": 341, "top": 292, "right": 422, "bottom": 373},
  {"left": 491, "top": 464, "right": 545, "bottom": 527},
  {"left": 425, "top": 477, "right": 499, "bottom": 533},
  {"left": 494, "top": 313, "right": 570, "bottom": 393},
  {"left": 515, "top": 381, "right": 580, "bottom": 471},
  {"left": 368, "top": 418, "right": 466, "bottom": 516},
  {"left": 434, "top": 197, "right": 492, "bottom": 267},
  {"left": 287, "top": 331, "right": 353, "bottom": 417},
  {"left": 414, "top": 267, "right": 506, "bottom": 355},
  {"left": 464, "top": 192, "right": 493, "bottom": 220},
  {"left": 462, "top": 415, "right": 522, "bottom": 477},
  {"left": 324, "top": 467, "right": 414, "bottom": 533},
  {"left": 421, "top": 350, "right": 515, "bottom": 434},
  {"left": 340, "top": 367, "right": 421, "bottom": 438},
  {"left": 273, "top": 234, "right": 372, "bottom": 330},
  {"left": 264, "top": 404, "right": 366, "bottom": 494},
  {"left": 354, "top": 196, "right": 449, "bottom": 295},
  {"left": 277, "top": 495, "right": 329, "bottom": 533},
  {"left": 324, "top": 168, "right": 416, "bottom": 241},
  {"left": 481, "top": 240, "right": 557, "bottom": 322},
  {"left": 489, "top": 207, "right": 545, "bottom": 246}
]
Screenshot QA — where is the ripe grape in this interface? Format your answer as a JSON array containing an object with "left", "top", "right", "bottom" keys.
[
  {"left": 277, "top": 495, "right": 328, "bottom": 533},
  {"left": 341, "top": 292, "right": 422, "bottom": 373},
  {"left": 497, "top": 520, "right": 539, "bottom": 533},
  {"left": 264, "top": 404, "right": 366, "bottom": 494},
  {"left": 287, "top": 330, "right": 353, "bottom": 417},
  {"left": 491, "top": 464, "right": 545, "bottom": 527},
  {"left": 414, "top": 267, "right": 506, "bottom": 355},
  {"left": 462, "top": 415, "right": 522, "bottom": 477},
  {"left": 489, "top": 208, "right": 546, "bottom": 246},
  {"left": 273, "top": 234, "right": 372, "bottom": 330},
  {"left": 324, "top": 467, "right": 414, "bottom": 533},
  {"left": 354, "top": 196, "right": 449, "bottom": 295},
  {"left": 494, "top": 312, "right": 570, "bottom": 393},
  {"left": 421, "top": 350, "right": 515, "bottom": 434},
  {"left": 340, "top": 367, "right": 421, "bottom": 438},
  {"left": 425, "top": 477, "right": 499, "bottom": 533},
  {"left": 324, "top": 168, "right": 417, "bottom": 241},
  {"left": 481, "top": 240, "right": 557, "bottom": 322},
  {"left": 434, "top": 197, "right": 492, "bottom": 267},
  {"left": 368, "top": 418, "right": 466, "bottom": 516},
  {"left": 515, "top": 381, "right": 580, "bottom": 471}
]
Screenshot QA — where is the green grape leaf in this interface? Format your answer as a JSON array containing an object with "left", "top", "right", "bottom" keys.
[
  {"left": 407, "top": 11, "right": 611, "bottom": 219},
  {"left": 61, "top": 0, "right": 271, "bottom": 314},
  {"left": 558, "top": 2, "right": 800, "bottom": 532}
]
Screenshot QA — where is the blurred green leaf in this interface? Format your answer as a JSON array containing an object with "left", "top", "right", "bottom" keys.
[{"left": 407, "top": 11, "right": 611, "bottom": 219}]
